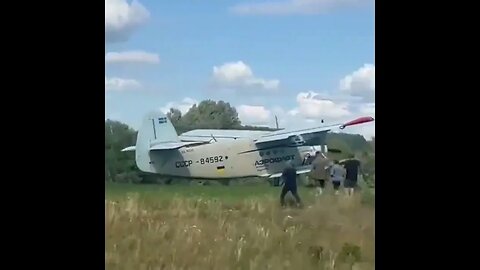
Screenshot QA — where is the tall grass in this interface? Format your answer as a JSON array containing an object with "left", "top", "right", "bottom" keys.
[{"left": 106, "top": 187, "right": 374, "bottom": 270}]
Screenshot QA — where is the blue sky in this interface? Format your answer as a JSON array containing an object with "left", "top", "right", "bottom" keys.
[{"left": 105, "top": 0, "right": 375, "bottom": 138}]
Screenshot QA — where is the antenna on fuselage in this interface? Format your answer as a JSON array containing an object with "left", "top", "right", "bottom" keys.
[{"left": 275, "top": 115, "right": 279, "bottom": 129}]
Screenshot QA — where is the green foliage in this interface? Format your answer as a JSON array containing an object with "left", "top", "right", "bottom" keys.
[
  {"left": 175, "top": 100, "right": 242, "bottom": 132},
  {"left": 326, "top": 133, "right": 372, "bottom": 154},
  {"left": 105, "top": 120, "right": 139, "bottom": 183},
  {"left": 370, "top": 136, "right": 375, "bottom": 152}
]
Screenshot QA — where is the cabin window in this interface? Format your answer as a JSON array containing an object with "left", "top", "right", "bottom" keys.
[
  {"left": 266, "top": 151, "right": 270, "bottom": 156},
  {"left": 273, "top": 150, "right": 277, "bottom": 155},
  {"left": 260, "top": 152, "right": 264, "bottom": 156}
]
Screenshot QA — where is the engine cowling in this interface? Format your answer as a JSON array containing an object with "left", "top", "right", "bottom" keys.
[{"left": 288, "top": 135, "right": 305, "bottom": 146}]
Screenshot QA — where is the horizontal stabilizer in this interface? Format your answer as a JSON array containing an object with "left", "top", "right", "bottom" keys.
[
  {"left": 121, "top": 146, "right": 136, "bottom": 152},
  {"left": 149, "top": 141, "right": 203, "bottom": 151},
  {"left": 121, "top": 141, "right": 205, "bottom": 152}
]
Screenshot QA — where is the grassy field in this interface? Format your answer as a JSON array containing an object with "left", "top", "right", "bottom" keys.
[{"left": 106, "top": 182, "right": 375, "bottom": 270}]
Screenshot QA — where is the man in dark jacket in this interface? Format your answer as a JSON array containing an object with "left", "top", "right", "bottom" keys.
[{"left": 280, "top": 160, "right": 302, "bottom": 207}]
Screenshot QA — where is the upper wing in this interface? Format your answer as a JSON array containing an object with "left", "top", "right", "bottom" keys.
[
  {"left": 121, "top": 116, "right": 374, "bottom": 152},
  {"left": 254, "top": 116, "right": 374, "bottom": 146},
  {"left": 179, "top": 129, "right": 271, "bottom": 143}
]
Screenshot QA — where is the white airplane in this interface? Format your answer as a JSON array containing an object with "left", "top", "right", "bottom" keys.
[{"left": 122, "top": 110, "right": 374, "bottom": 180}]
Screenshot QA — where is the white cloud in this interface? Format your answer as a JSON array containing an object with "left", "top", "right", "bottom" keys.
[
  {"left": 105, "top": 76, "right": 141, "bottom": 91},
  {"left": 105, "top": 0, "right": 150, "bottom": 43},
  {"left": 160, "top": 97, "right": 198, "bottom": 115},
  {"left": 294, "top": 91, "right": 351, "bottom": 120},
  {"left": 231, "top": 0, "right": 367, "bottom": 15},
  {"left": 359, "top": 102, "right": 375, "bottom": 116},
  {"left": 340, "top": 63, "right": 375, "bottom": 102},
  {"left": 212, "top": 61, "right": 280, "bottom": 91},
  {"left": 105, "top": 51, "right": 160, "bottom": 64},
  {"left": 256, "top": 101, "right": 374, "bottom": 139},
  {"left": 237, "top": 105, "right": 272, "bottom": 125}
]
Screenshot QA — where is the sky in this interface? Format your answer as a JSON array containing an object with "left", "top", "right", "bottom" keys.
[{"left": 105, "top": 0, "right": 375, "bottom": 139}]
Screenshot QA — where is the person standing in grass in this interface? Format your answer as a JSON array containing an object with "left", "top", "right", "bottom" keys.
[
  {"left": 309, "top": 151, "right": 332, "bottom": 196},
  {"left": 343, "top": 155, "right": 362, "bottom": 196},
  {"left": 280, "top": 160, "right": 303, "bottom": 207},
  {"left": 330, "top": 160, "right": 345, "bottom": 195}
]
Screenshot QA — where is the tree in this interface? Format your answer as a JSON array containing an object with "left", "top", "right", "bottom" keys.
[
  {"left": 326, "top": 133, "right": 371, "bottom": 153},
  {"left": 105, "top": 120, "right": 139, "bottom": 182},
  {"left": 326, "top": 135, "right": 353, "bottom": 160},
  {"left": 370, "top": 136, "right": 375, "bottom": 153},
  {"left": 166, "top": 108, "right": 182, "bottom": 126},
  {"left": 171, "top": 100, "right": 242, "bottom": 131}
]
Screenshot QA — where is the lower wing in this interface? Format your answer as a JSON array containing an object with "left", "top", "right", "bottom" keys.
[{"left": 260, "top": 166, "right": 312, "bottom": 178}]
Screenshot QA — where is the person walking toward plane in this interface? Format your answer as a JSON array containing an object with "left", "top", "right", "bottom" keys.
[
  {"left": 280, "top": 160, "right": 303, "bottom": 208},
  {"left": 309, "top": 151, "right": 332, "bottom": 196},
  {"left": 330, "top": 160, "right": 345, "bottom": 195},
  {"left": 343, "top": 155, "right": 362, "bottom": 196}
]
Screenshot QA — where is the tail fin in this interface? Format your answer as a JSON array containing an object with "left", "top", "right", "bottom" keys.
[
  {"left": 137, "top": 110, "right": 179, "bottom": 144},
  {"left": 135, "top": 110, "right": 179, "bottom": 172}
]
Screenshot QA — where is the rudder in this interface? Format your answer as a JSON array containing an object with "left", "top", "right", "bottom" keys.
[{"left": 135, "top": 110, "right": 179, "bottom": 172}]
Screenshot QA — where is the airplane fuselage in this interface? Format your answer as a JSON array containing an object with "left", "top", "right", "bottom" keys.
[
  {"left": 127, "top": 110, "right": 374, "bottom": 180},
  {"left": 146, "top": 137, "right": 316, "bottom": 179}
]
